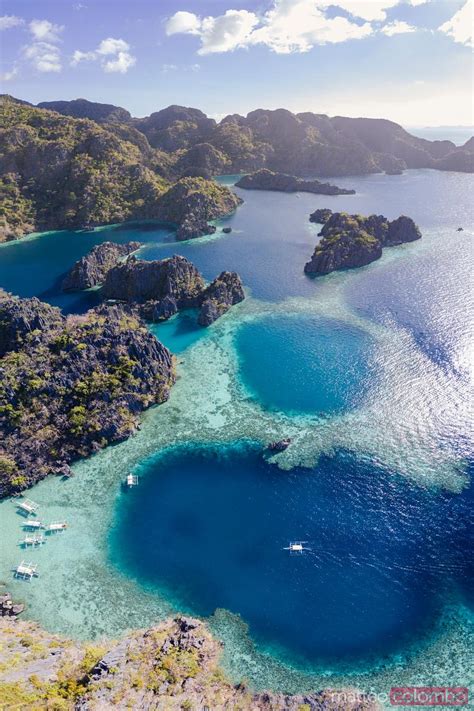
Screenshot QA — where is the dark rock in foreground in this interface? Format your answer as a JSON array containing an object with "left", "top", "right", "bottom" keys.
[
  {"left": 236, "top": 169, "right": 355, "bottom": 195},
  {"left": 0, "top": 292, "right": 175, "bottom": 497},
  {"left": 61, "top": 241, "right": 142, "bottom": 291},
  {"left": 198, "top": 271, "right": 245, "bottom": 326},
  {"left": 0, "top": 616, "right": 379, "bottom": 710},
  {"left": 305, "top": 210, "right": 421, "bottom": 275},
  {"left": 0, "top": 295, "right": 64, "bottom": 357},
  {"left": 0, "top": 592, "right": 24, "bottom": 617}
]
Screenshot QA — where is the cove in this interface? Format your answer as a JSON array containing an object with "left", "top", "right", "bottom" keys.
[
  {"left": 235, "top": 315, "right": 375, "bottom": 415},
  {"left": 109, "top": 442, "right": 473, "bottom": 668}
]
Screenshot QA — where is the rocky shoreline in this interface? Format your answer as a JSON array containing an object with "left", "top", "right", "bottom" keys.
[
  {"left": 236, "top": 169, "right": 355, "bottom": 195},
  {"left": 0, "top": 292, "right": 175, "bottom": 497},
  {"left": 0, "top": 616, "right": 380, "bottom": 710},
  {"left": 305, "top": 209, "right": 421, "bottom": 275}
]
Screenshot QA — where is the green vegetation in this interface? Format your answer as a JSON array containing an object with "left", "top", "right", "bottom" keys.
[{"left": 0, "top": 96, "right": 168, "bottom": 241}]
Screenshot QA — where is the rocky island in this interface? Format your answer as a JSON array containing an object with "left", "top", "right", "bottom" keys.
[
  {"left": 102, "top": 254, "right": 245, "bottom": 327},
  {"left": 0, "top": 616, "right": 378, "bottom": 710},
  {"left": 305, "top": 209, "right": 421, "bottom": 275},
  {"left": 61, "top": 241, "right": 142, "bottom": 291},
  {"left": 236, "top": 169, "right": 355, "bottom": 195},
  {"left": 0, "top": 291, "right": 175, "bottom": 497}
]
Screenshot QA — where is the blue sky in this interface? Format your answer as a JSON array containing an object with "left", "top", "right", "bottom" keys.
[{"left": 1, "top": 0, "right": 472, "bottom": 126}]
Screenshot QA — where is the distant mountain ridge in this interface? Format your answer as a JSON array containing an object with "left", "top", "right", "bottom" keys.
[
  {"left": 28, "top": 96, "right": 474, "bottom": 177},
  {"left": 1, "top": 94, "right": 472, "bottom": 241}
]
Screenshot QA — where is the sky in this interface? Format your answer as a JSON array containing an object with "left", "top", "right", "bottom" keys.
[{"left": 0, "top": 0, "right": 473, "bottom": 126}]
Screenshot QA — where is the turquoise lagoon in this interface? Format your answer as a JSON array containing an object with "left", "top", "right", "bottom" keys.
[{"left": 0, "top": 170, "right": 473, "bottom": 700}]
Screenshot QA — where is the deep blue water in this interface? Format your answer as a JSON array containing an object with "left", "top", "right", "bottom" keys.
[
  {"left": 235, "top": 315, "right": 375, "bottom": 415},
  {"left": 110, "top": 442, "right": 474, "bottom": 667}
]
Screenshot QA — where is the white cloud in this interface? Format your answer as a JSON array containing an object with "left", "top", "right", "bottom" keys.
[
  {"left": 103, "top": 51, "right": 136, "bottom": 73},
  {"left": 29, "top": 19, "right": 64, "bottom": 42},
  {"left": 198, "top": 10, "right": 259, "bottom": 54},
  {"left": 23, "top": 41, "right": 62, "bottom": 72},
  {"left": 161, "top": 63, "right": 178, "bottom": 73},
  {"left": 0, "top": 15, "right": 24, "bottom": 30},
  {"left": 22, "top": 19, "right": 64, "bottom": 72},
  {"left": 381, "top": 20, "right": 417, "bottom": 36},
  {"left": 166, "top": 1, "right": 375, "bottom": 54},
  {"left": 96, "top": 37, "right": 129, "bottom": 56},
  {"left": 166, "top": 10, "right": 201, "bottom": 35},
  {"left": 438, "top": 0, "right": 472, "bottom": 47},
  {"left": 71, "top": 37, "right": 136, "bottom": 73}
]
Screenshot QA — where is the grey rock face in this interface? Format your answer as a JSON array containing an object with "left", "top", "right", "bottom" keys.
[
  {"left": 385, "top": 215, "right": 422, "bottom": 245},
  {"left": 0, "top": 291, "right": 64, "bottom": 356},
  {"left": 61, "top": 241, "right": 142, "bottom": 291},
  {"left": 198, "top": 271, "right": 245, "bottom": 325},
  {"left": 102, "top": 254, "right": 205, "bottom": 304}
]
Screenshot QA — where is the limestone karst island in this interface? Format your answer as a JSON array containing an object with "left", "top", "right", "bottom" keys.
[{"left": 0, "top": 1, "right": 473, "bottom": 709}]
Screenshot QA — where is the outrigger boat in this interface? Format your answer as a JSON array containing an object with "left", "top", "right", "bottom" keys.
[
  {"left": 16, "top": 499, "right": 39, "bottom": 516},
  {"left": 283, "top": 541, "right": 311, "bottom": 554},
  {"left": 44, "top": 522, "right": 67, "bottom": 533},
  {"left": 23, "top": 520, "right": 44, "bottom": 530},
  {"left": 14, "top": 561, "right": 38, "bottom": 580},
  {"left": 20, "top": 534, "right": 45, "bottom": 547}
]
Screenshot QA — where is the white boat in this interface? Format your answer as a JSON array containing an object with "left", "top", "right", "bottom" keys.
[
  {"left": 14, "top": 561, "right": 38, "bottom": 580},
  {"left": 125, "top": 473, "right": 138, "bottom": 488},
  {"left": 283, "top": 541, "right": 311, "bottom": 554},
  {"left": 17, "top": 499, "right": 39, "bottom": 516},
  {"left": 45, "top": 522, "right": 67, "bottom": 533},
  {"left": 21, "top": 534, "right": 45, "bottom": 547},
  {"left": 23, "top": 520, "right": 44, "bottom": 530}
]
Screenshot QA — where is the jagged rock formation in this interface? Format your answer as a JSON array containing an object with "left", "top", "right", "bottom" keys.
[
  {"left": 61, "top": 241, "right": 142, "bottom": 291},
  {"left": 0, "top": 292, "right": 175, "bottom": 497},
  {"left": 102, "top": 255, "right": 205, "bottom": 304},
  {"left": 0, "top": 616, "right": 379, "bottom": 710},
  {"left": 198, "top": 271, "right": 246, "bottom": 326},
  {"left": 236, "top": 169, "right": 355, "bottom": 195},
  {"left": 102, "top": 255, "right": 245, "bottom": 327},
  {"left": 305, "top": 210, "right": 421, "bottom": 275},
  {"left": 0, "top": 294, "right": 64, "bottom": 357}
]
